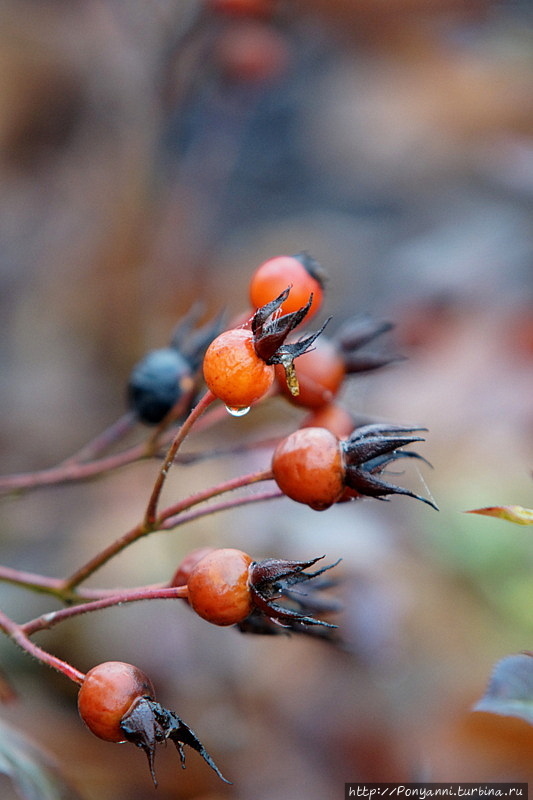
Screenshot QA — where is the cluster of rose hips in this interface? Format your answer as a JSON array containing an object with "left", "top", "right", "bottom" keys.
[
  {"left": 168, "top": 251, "right": 434, "bottom": 511},
  {"left": 54, "top": 253, "right": 436, "bottom": 787},
  {"left": 75, "top": 550, "right": 341, "bottom": 786}
]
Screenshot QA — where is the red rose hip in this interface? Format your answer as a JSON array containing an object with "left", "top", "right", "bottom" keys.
[
  {"left": 272, "top": 427, "right": 345, "bottom": 510},
  {"left": 186, "top": 548, "right": 253, "bottom": 626},
  {"left": 78, "top": 661, "right": 155, "bottom": 743}
]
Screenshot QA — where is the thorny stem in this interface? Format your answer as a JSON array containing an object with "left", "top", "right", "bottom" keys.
[
  {"left": 0, "top": 587, "right": 192, "bottom": 687},
  {"left": 0, "top": 610, "right": 85, "bottom": 685},
  {"left": 0, "top": 565, "right": 162, "bottom": 603},
  {"left": 144, "top": 390, "right": 216, "bottom": 528},
  {"left": 61, "top": 467, "right": 275, "bottom": 592}
]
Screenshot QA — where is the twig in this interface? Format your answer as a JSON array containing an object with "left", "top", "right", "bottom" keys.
[
  {"left": 0, "top": 610, "right": 85, "bottom": 685},
  {"left": 21, "top": 585, "right": 189, "bottom": 637},
  {"left": 61, "top": 467, "right": 275, "bottom": 591},
  {"left": 143, "top": 390, "right": 216, "bottom": 527}
]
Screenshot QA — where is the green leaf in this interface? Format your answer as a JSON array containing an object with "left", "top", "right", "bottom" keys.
[
  {"left": 466, "top": 505, "right": 533, "bottom": 525},
  {"left": 474, "top": 653, "right": 533, "bottom": 724},
  {"left": 0, "top": 718, "right": 83, "bottom": 800}
]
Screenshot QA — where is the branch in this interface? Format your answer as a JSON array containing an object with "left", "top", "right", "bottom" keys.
[
  {"left": 0, "top": 610, "right": 85, "bottom": 685},
  {"left": 61, "top": 467, "right": 275, "bottom": 591},
  {"left": 144, "top": 390, "right": 216, "bottom": 527},
  {"left": 21, "top": 586, "right": 189, "bottom": 637}
]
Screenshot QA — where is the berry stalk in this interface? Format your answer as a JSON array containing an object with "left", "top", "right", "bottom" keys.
[{"left": 144, "top": 389, "right": 217, "bottom": 527}]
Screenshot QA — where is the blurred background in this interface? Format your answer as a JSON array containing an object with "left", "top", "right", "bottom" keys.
[{"left": 0, "top": 0, "right": 533, "bottom": 797}]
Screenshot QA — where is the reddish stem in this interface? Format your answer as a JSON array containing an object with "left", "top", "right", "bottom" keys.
[
  {"left": 21, "top": 586, "right": 189, "bottom": 637},
  {"left": 61, "top": 467, "right": 275, "bottom": 591},
  {"left": 0, "top": 391, "right": 206, "bottom": 498},
  {"left": 0, "top": 610, "right": 85, "bottom": 685},
  {"left": 60, "top": 412, "right": 137, "bottom": 465},
  {"left": 0, "top": 566, "right": 67, "bottom": 598},
  {"left": 160, "top": 486, "right": 281, "bottom": 530},
  {"left": 0, "top": 399, "right": 279, "bottom": 498},
  {"left": 158, "top": 468, "right": 275, "bottom": 525},
  {"left": 0, "top": 443, "right": 152, "bottom": 496},
  {"left": 144, "top": 389, "right": 216, "bottom": 527}
]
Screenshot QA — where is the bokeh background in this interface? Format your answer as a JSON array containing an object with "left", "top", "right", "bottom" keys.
[{"left": 1, "top": 0, "right": 533, "bottom": 798}]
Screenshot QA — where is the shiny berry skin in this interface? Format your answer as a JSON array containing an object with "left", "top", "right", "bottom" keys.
[
  {"left": 249, "top": 254, "right": 325, "bottom": 321},
  {"left": 186, "top": 548, "right": 253, "bottom": 626},
  {"left": 275, "top": 337, "right": 345, "bottom": 409},
  {"left": 202, "top": 327, "right": 274, "bottom": 409},
  {"left": 128, "top": 347, "right": 192, "bottom": 424},
  {"left": 78, "top": 661, "right": 155, "bottom": 743},
  {"left": 271, "top": 427, "right": 345, "bottom": 510}
]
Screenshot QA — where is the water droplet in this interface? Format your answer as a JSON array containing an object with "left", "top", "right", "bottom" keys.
[{"left": 225, "top": 405, "right": 250, "bottom": 417}]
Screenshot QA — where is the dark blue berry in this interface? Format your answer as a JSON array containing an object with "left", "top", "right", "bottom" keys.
[{"left": 127, "top": 347, "right": 192, "bottom": 425}]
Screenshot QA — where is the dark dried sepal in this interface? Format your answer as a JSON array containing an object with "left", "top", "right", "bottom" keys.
[
  {"left": 343, "top": 423, "right": 427, "bottom": 467},
  {"left": 336, "top": 317, "right": 400, "bottom": 375},
  {"left": 152, "top": 703, "right": 231, "bottom": 784},
  {"left": 343, "top": 352, "right": 404, "bottom": 374},
  {"left": 246, "top": 555, "right": 341, "bottom": 633},
  {"left": 171, "top": 306, "right": 225, "bottom": 372},
  {"left": 267, "top": 317, "right": 331, "bottom": 366},
  {"left": 251, "top": 287, "right": 292, "bottom": 334},
  {"left": 342, "top": 424, "right": 438, "bottom": 509},
  {"left": 345, "top": 464, "right": 437, "bottom": 508},
  {"left": 252, "top": 594, "right": 338, "bottom": 629},
  {"left": 336, "top": 318, "right": 393, "bottom": 351},
  {"left": 362, "top": 449, "right": 433, "bottom": 472},
  {"left": 252, "top": 288, "right": 314, "bottom": 363},
  {"left": 120, "top": 697, "right": 160, "bottom": 785},
  {"left": 250, "top": 555, "right": 335, "bottom": 591},
  {"left": 268, "top": 317, "right": 331, "bottom": 396},
  {"left": 120, "top": 697, "right": 231, "bottom": 787},
  {"left": 292, "top": 251, "right": 327, "bottom": 288}
]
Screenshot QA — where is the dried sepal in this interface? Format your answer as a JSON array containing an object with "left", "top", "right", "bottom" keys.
[
  {"left": 343, "top": 423, "right": 427, "bottom": 464},
  {"left": 250, "top": 287, "right": 330, "bottom": 396},
  {"left": 336, "top": 318, "right": 393, "bottom": 350},
  {"left": 342, "top": 424, "right": 438, "bottom": 509},
  {"left": 270, "top": 318, "right": 332, "bottom": 395},
  {"left": 120, "top": 697, "right": 160, "bottom": 785},
  {"left": 252, "top": 288, "right": 314, "bottom": 362},
  {"left": 292, "top": 251, "right": 328, "bottom": 288},
  {"left": 170, "top": 306, "right": 226, "bottom": 372},
  {"left": 245, "top": 555, "right": 341, "bottom": 633},
  {"left": 120, "top": 697, "right": 231, "bottom": 787},
  {"left": 335, "top": 317, "right": 401, "bottom": 375}
]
